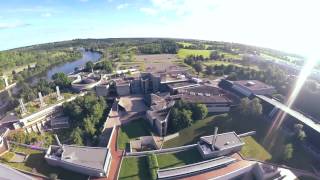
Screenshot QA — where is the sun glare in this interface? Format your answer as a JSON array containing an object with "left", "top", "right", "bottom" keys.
[{"left": 264, "top": 57, "right": 319, "bottom": 147}]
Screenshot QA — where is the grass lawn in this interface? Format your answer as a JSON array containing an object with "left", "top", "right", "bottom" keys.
[
  {"left": 163, "top": 115, "right": 227, "bottom": 148},
  {"left": 156, "top": 148, "right": 202, "bottom": 169},
  {"left": 203, "top": 61, "right": 260, "bottom": 71},
  {"left": 177, "top": 49, "right": 211, "bottom": 59},
  {"left": 220, "top": 52, "right": 242, "bottom": 60},
  {"left": 240, "top": 136, "right": 272, "bottom": 161},
  {"left": 117, "top": 119, "right": 152, "bottom": 150},
  {"left": 0, "top": 145, "right": 87, "bottom": 180},
  {"left": 119, "top": 157, "right": 150, "bottom": 180},
  {"left": 177, "top": 42, "right": 194, "bottom": 48}
]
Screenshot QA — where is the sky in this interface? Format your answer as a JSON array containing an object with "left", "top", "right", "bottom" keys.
[{"left": 0, "top": 0, "right": 320, "bottom": 56}]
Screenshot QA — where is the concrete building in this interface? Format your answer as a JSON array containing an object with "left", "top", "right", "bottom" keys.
[
  {"left": 167, "top": 81, "right": 200, "bottom": 94},
  {"left": 140, "top": 72, "right": 162, "bottom": 94},
  {"left": 169, "top": 85, "right": 234, "bottom": 113},
  {"left": 197, "top": 129, "right": 244, "bottom": 159},
  {"left": 145, "top": 94, "right": 174, "bottom": 136},
  {"left": 95, "top": 84, "right": 109, "bottom": 96},
  {"left": 45, "top": 144, "right": 112, "bottom": 177},
  {"left": 71, "top": 73, "right": 102, "bottom": 92},
  {"left": 231, "top": 80, "right": 276, "bottom": 97},
  {"left": 115, "top": 80, "right": 131, "bottom": 96}
]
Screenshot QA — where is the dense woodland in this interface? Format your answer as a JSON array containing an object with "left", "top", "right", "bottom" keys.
[
  {"left": 0, "top": 50, "right": 81, "bottom": 76},
  {"left": 62, "top": 93, "right": 109, "bottom": 146}
]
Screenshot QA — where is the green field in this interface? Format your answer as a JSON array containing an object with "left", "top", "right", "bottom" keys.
[
  {"left": 177, "top": 49, "right": 211, "bottom": 59},
  {"left": 117, "top": 119, "right": 152, "bottom": 150},
  {"left": 119, "top": 157, "right": 150, "bottom": 180},
  {"left": 156, "top": 148, "right": 202, "bottom": 169},
  {"left": 177, "top": 42, "right": 194, "bottom": 48},
  {"left": 0, "top": 145, "right": 87, "bottom": 180},
  {"left": 240, "top": 136, "right": 272, "bottom": 161},
  {"left": 220, "top": 52, "right": 242, "bottom": 60},
  {"left": 119, "top": 148, "right": 203, "bottom": 180},
  {"left": 203, "top": 61, "right": 260, "bottom": 70}
]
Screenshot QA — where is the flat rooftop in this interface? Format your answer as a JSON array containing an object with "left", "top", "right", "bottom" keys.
[
  {"left": 0, "top": 163, "right": 34, "bottom": 180},
  {"left": 61, "top": 145, "right": 109, "bottom": 171},
  {"left": 200, "top": 132, "right": 243, "bottom": 150},
  {"left": 167, "top": 82, "right": 199, "bottom": 89},
  {"left": 233, "top": 80, "right": 275, "bottom": 91},
  {"left": 178, "top": 85, "right": 222, "bottom": 95},
  {"left": 176, "top": 94, "right": 231, "bottom": 104},
  {"left": 157, "top": 156, "right": 236, "bottom": 179}
]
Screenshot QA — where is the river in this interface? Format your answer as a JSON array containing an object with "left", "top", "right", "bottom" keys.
[{"left": 0, "top": 50, "right": 102, "bottom": 116}]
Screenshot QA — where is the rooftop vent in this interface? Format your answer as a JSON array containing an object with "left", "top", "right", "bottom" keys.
[{"left": 245, "top": 81, "right": 255, "bottom": 86}]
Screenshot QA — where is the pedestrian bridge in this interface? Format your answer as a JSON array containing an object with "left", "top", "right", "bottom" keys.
[{"left": 256, "top": 95, "right": 320, "bottom": 134}]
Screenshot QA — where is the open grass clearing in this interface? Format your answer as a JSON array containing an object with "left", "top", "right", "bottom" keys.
[
  {"left": 177, "top": 49, "right": 211, "bottom": 59},
  {"left": 203, "top": 61, "right": 260, "bottom": 71},
  {"left": 220, "top": 52, "right": 242, "bottom": 60},
  {"left": 117, "top": 118, "right": 152, "bottom": 150},
  {"left": 240, "top": 136, "right": 272, "bottom": 161},
  {"left": 0, "top": 145, "right": 87, "bottom": 180},
  {"left": 177, "top": 42, "right": 194, "bottom": 48},
  {"left": 156, "top": 148, "right": 202, "bottom": 169},
  {"left": 119, "top": 156, "right": 150, "bottom": 180}
]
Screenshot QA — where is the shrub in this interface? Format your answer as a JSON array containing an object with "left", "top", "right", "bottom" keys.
[
  {"left": 147, "top": 153, "right": 159, "bottom": 180},
  {"left": 1, "top": 152, "right": 15, "bottom": 162}
]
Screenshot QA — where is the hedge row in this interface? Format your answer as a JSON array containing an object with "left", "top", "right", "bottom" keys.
[{"left": 147, "top": 153, "right": 159, "bottom": 180}]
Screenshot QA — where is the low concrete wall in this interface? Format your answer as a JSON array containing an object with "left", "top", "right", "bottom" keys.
[
  {"left": 125, "top": 143, "right": 197, "bottom": 157},
  {"left": 163, "top": 133, "right": 179, "bottom": 142},
  {"left": 9, "top": 141, "right": 47, "bottom": 152}
]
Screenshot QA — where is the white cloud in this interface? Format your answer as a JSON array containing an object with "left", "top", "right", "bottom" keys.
[
  {"left": 140, "top": 7, "right": 158, "bottom": 16},
  {"left": 42, "top": 12, "right": 52, "bottom": 17},
  {"left": 0, "top": 22, "right": 30, "bottom": 29},
  {"left": 117, "top": 3, "right": 129, "bottom": 10}
]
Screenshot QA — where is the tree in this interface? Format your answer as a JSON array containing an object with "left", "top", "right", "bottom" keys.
[
  {"left": 238, "top": 98, "right": 251, "bottom": 116},
  {"left": 169, "top": 108, "right": 193, "bottom": 132},
  {"left": 206, "top": 65, "right": 214, "bottom": 75},
  {"left": 283, "top": 143, "right": 293, "bottom": 161},
  {"left": 178, "top": 109, "right": 193, "bottom": 130},
  {"left": 210, "top": 51, "right": 220, "bottom": 60},
  {"left": 85, "top": 61, "right": 94, "bottom": 72},
  {"left": 238, "top": 98, "right": 262, "bottom": 118},
  {"left": 101, "top": 60, "right": 113, "bottom": 73},
  {"left": 49, "top": 173, "right": 58, "bottom": 180},
  {"left": 294, "top": 123, "right": 306, "bottom": 141},
  {"left": 226, "top": 72, "right": 237, "bottom": 81},
  {"left": 70, "top": 127, "right": 83, "bottom": 145},
  {"left": 20, "top": 83, "right": 37, "bottom": 101},
  {"left": 52, "top": 72, "right": 72, "bottom": 89},
  {"left": 36, "top": 79, "right": 53, "bottom": 95},
  {"left": 249, "top": 98, "right": 263, "bottom": 117},
  {"left": 193, "top": 63, "right": 202, "bottom": 74},
  {"left": 83, "top": 116, "right": 96, "bottom": 137},
  {"left": 191, "top": 104, "right": 208, "bottom": 120}
]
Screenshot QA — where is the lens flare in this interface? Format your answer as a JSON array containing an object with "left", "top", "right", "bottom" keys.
[{"left": 264, "top": 57, "right": 319, "bottom": 147}]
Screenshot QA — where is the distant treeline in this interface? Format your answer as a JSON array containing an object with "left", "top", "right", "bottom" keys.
[{"left": 0, "top": 50, "right": 81, "bottom": 81}]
